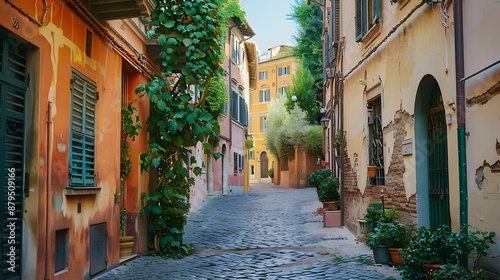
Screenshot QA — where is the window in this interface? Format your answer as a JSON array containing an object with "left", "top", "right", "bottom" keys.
[
  {"left": 231, "top": 34, "right": 241, "bottom": 64},
  {"left": 249, "top": 151, "right": 255, "bottom": 160},
  {"left": 251, "top": 165, "right": 255, "bottom": 175},
  {"left": 368, "top": 97, "right": 384, "bottom": 185},
  {"left": 278, "top": 87, "right": 287, "bottom": 97},
  {"left": 355, "top": 0, "right": 381, "bottom": 42},
  {"left": 234, "top": 152, "right": 238, "bottom": 174},
  {"left": 278, "top": 66, "right": 290, "bottom": 76},
  {"left": 55, "top": 229, "right": 69, "bottom": 273},
  {"left": 259, "top": 89, "right": 270, "bottom": 102},
  {"left": 231, "top": 91, "right": 248, "bottom": 125},
  {"left": 86, "top": 30, "right": 92, "bottom": 58},
  {"left": 238, "top": 154, "right": 244, "bottom": 171},
  {"left": 260, "top": 116, "right": 266, "bottom": 132},
  {"left": 258, "top": 71, "right": 268, "bottom": 80},
  {"left": 70, "top": 70, "right": 97, "bottom": 187}
]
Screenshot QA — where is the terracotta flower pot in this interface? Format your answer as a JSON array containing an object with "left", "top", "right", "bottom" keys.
[
  {"left": 388, "top": 247, "right": 406, "bottom": 266},
  {"left": 422, "top": 263, "right": 442, "bottom": 280},
  {"left": 367, "top": 166, "right": 377, "bottom": 178}
]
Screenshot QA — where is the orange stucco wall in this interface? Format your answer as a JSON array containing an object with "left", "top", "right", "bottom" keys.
[{"left": 1, "top": 1, "right": 152, "bottom": 278}]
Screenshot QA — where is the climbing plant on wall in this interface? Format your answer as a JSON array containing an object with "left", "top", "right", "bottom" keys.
[{"left": 133, "top": 0, "right": 247, "bottom": 258}]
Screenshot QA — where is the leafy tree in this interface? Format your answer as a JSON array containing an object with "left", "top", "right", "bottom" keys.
[
  {"left": 285, "top": 63, "right": 318, "bottom": 124},
  {"left": 266, "top": 97, "right": 323, "bottom": 161},
  {"left": 132, "top": 0, "right": 247, "bottom": 258},
  {"left": 288, "top": 0, "right": 323, "bottom": 122}
]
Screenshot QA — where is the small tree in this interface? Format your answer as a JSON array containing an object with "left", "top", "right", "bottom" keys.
[{"left": 266, "top": 97, "right": 323, "bottom": 162}]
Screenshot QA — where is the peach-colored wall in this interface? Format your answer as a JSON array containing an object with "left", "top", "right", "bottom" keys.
[{"left": 1, "top": 1, "right": 152, "bottom": 278}]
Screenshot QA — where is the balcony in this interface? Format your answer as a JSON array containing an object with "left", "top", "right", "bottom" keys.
[{"left": 83, "top": 0, "right": 155, "bottom": 21}]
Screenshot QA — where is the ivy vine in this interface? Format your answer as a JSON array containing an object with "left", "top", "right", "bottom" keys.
[
  {"left": 132, "top": 0, "right": 247, "bottom": 257},
  {"left": 118, "top": 102, "right": 142, "bottom": 236}
]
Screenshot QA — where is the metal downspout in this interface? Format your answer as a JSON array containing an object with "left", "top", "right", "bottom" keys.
[
  {"left": 454, "top": 0, "right": 467, "bottom": 227},
  {"left": 44, "top": 102, "right": 53, "bottom": 280},
  {"left": 339, "top": 75, "right": 345, "bottom": 227},
  {"left": 228, "top": 26, "right": 236, "bottom": 148}
]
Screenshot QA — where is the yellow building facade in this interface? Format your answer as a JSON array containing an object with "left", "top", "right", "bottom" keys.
[
  {"left": 322, "top": 0, "right": 499, "bottom": 273},
  {"left": 248, "top": 46, "right": 298, "bottom": 183}
]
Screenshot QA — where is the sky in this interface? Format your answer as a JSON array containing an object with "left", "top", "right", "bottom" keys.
[{"left": 239, "top": 0, "right": 297, "bottom": 55}]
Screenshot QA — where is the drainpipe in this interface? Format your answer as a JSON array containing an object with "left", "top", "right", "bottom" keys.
[
  {"left": 228, "top": 26, "right": 236, "bottom": 147},
  {"left": 339, "top": 74, "right": 345, "bottom": 227},
  {"left": 454, "top": 0, "right": 467, "bottom": 228},
  {"left": 44, "top": 101, "right": 53, "bottom": 280}
]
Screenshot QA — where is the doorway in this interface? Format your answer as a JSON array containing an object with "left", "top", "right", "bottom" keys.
[
  {"left": 260, "top": 152, "right": 268, "bottom": 179},
  {"left": 415, "top": 75, "right": 451, "bottom": 229},
  {"left": 0, "top": 30, "right": 27, "bottom": 280}
]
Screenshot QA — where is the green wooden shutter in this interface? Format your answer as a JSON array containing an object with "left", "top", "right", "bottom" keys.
[
  {"left": 0, "top": 31, "right": 27, "bottom": 280},
  {"left": 70, "top": 70, "right": 96, "bottom": 186},
  {"left": 373, "top": 0, "right": 381, "bottom": 25},
  {"left": 333, "top": 0, "right": 340, "bottom": 44},
  {"left": 355, "top": 0, "right": 363, "bottom": 42}
]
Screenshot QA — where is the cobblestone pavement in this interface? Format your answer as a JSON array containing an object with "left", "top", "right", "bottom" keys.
[{"left": 95, "top": 184, "right": 402, "bottom": 280}]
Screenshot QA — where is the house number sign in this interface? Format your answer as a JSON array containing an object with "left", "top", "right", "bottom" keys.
[{"left": 13, "top": 17, "right": 20, "bottom": 29}]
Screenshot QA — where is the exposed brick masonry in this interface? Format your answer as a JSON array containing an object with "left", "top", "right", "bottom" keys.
[{"left": 343, "top": 108, "right": 417, "bottom": 235}]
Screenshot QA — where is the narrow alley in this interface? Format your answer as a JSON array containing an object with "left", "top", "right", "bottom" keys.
[{"left": 95, "top": 184, "right": 401, "bottom": 280}]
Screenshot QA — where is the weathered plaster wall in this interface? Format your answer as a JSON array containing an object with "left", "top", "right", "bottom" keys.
[
  {"left": 461, "top": 0, "right": 500, "bottom": 259},
  {"left": 1, "top": 0, "right": 154, "bottom": 278},
  {"left": 341, "top": 1, "right": 461, "bottom": 232}
]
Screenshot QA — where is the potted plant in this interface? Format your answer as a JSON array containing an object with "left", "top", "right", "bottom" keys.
[
  {"left": 312, "top": 207, "right": 341, "bottom": 228},
  {"left": 363, "top": 201, "right": 400, "bottom": 233},
  {"left": 308, "top": 168, "right": 332, "bottom": 188},
  {"left": 377, "top": 222, "right": 413, "bottom": 265},
  {"left": 400, "top": 225, "right": 496, "bottom": 280},
  {"left": 368, "top": 222, "right": 393, "bottom": 264},
  {"left": 317, "top": 175, "right": 340, "bottom": 209}
]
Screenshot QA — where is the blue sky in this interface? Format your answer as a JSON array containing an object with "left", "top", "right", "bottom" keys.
[{"left": 239, "top": 0, "right": 297, "bottom": 55}]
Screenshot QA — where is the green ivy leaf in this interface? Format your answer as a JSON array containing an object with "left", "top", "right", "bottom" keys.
[
  {"left": 152, "top": 158, "right": 161, "bottom": 168},
  {"left": 164, "top": 20, "right": 175, "bottom": 28},
  {"left": 182, "top": 38, "right": 193, "bottom": 47},
  {"left": 157, "top": 100, "right": 167, "bottom": 111}
]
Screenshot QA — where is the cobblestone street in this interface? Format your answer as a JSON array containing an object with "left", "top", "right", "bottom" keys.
[{"left": 95, "top": 184, "right": 402, "bottom": 279}]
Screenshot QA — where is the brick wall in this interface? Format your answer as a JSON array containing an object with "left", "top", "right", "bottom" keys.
[{"left": 343, "top": 110, "right": 417, "bottom": 235}]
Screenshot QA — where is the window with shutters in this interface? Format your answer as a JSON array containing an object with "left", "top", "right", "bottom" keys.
[
  {"left": 355, "top": 0, "right": 381, "bottom": 43},
  {"left": 231, "top": 34, "right": 241, "bottom": 64},
  {"left": 259, "top": 89, "right": 270, "bottom": 103},
  {"left": 278, "top": 87, "right": 287, "bottom": 97},
  {"left": 260, "top": 116, "right": 266, "bottom": 133},
  {"left": 69, "top": 69, "right": 97, "bottom": 187},
  {"left": 278, "top": 66, "right": 290, "bottom": 76},
  {"left": 233, "top": 152, "right": 238, "bottom": 174},
  {"left": 258, "top": 71, "right": 268, "bottom": 80}
]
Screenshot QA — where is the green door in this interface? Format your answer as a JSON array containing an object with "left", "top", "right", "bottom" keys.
[
  {"left": 0, "top": 31, "right": 27, "bottom": 279},
  {"left": 427, "top": 89, "right": 450, "bottom": 230}
]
